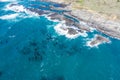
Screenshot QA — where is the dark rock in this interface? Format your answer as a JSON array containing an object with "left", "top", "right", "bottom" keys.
[
  {"left": 53, "top": 41, "right": 58, "bottom": 46},
  {"left": 28, "top": 50, "right": 43, "bottom": 62},
  {"left": 9, "top": 3, "right": 18, "bottom": 7},
  {"left": 20, "top": 46, "right": 31, "bottom": 55},
  {"left": 40, "top": 76, "right": 48, "bottom": 80},
  {"left": 58, "top": 43, "right": 67, "bottom": 50},
  {"left": 0, "top": 40, "right": 3, "bottom": 45},
  {"left": 54, "top": 76, "right": 65, "bottom": 80},
  {"left": 0, "top": 71, "right": 2, "bottom": 77},
  {"left": 40, "top": 75, "right": 65, "bottom": 80},
  {"left": 0, "top": 39, "right": 8, "bottom": 45},
  {"left": 72, "top": 46, "right": 81, "bottom": 53},
  {"left": 28, "top": 54, "right": 42, "bottom": 62},
  {"left": 46, "top": 34, "right": 53, "bottom": 41},
  {"left": 66, "top": 50, "right": 74, "bottom": 56},
  {"left": 34, "top": 47, "right": 39, "bottom": 52},
  {"left": 28, "top": 8, "right": 49, "bottom": 15},
  {"left": 67, "top": 28, "right": 78, "bottom": 35},
  {"left": 29, "top": 41, "right": 38, "bottom": 47}
]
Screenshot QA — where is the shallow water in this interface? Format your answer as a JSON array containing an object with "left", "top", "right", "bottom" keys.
[{"left": 0, "top": 1, "right": 120, "bottom": 80}]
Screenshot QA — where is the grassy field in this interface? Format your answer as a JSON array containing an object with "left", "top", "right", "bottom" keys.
[{"left": 62, "top": 0, "right": 120, "bottom": 20}]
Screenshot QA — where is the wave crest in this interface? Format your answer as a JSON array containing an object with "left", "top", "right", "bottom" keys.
[
  {"left": 54, "top": 21, "right": 88, "bottom": 39},
  {"left": 0, "top": 13, "right": 19, "bottom": 20}
]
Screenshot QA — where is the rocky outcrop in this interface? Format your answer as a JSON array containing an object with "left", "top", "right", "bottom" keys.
[
  {"left": 87, "top": 35, "right": 110, "bottom": 47},
  {"left": 47, "top": 0, "right": 120, "bottom": 40}
]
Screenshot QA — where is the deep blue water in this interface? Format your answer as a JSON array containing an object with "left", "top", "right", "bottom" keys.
[{"left": 0, "top": 1, "right": 120, "bottom": 80}]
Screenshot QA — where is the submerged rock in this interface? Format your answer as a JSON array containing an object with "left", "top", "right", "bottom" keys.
[
  {"left": 40, "top": 75, "right": 65, "bottom": 80},
  {"left": 17, "top": 39, "right": 46, "bottom": 62},
  {"left": 0, "top": 38, "right": 9, "bottom": 45},
  {"left": 40, "top": 76, "right": 48, "bottom": 80},
  {"left": 29, "top": 41, "right": 38, "bottom": 47},
  {"left": 20, "top": 46, "right": 31, "bottom": 55},
  {"left": 0, "top": 71, "right": 2, "bottom": 77},
  {"left": 28, "top": 54, "right": 43, "bottom": 62},
  {"left": 53, "top": 76, "right": 65, "bottom": 80}
]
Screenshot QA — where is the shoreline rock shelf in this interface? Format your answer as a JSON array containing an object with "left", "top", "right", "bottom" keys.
[
  {"left": 48, "top": 0, "right": 120, "bottom": 40},
  {"left": 71, "top": 9, "right": 120, "bottom": 39},
  {"left": 7, "top": 0, "right": 120, "bottom": 41}
]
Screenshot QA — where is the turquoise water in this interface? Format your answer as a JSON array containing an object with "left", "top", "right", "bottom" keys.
[{"left": 0, "top": 1, "right": 120, "bottom": 80}]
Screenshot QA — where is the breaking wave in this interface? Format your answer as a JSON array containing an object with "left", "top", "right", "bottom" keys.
[
  {"left": 0, "top": 13, "right": 19, "bottom": 20},
  {"left": 4, "top": 3, "right": 39, "bottom": 16},
  {"left": 86, "top": 34, "right": 111, "bottom": 48},
  {"left": 54, "top": 21, "right": 88, "bottom": 39},
  {"left": 0, "top": 0, "right": 17, "bottom": 2},
  {"left": 1, "top": 3, "right": 41, "bottom": 21}
]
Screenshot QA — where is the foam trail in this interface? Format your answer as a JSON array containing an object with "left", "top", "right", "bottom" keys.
[
  {"left": 54, "top": 22, "right": 67, "bottom": 34},
  {"left": 4, "top": 3, "right": 39, "bottom": 16},
  {"left": 54, "top": 22, "right": 88, "bottom": 39},
  {"left": 5, "top": 4, "right": 26, "bottom": 12},
  {"left": 0, "top": 13, "right": 19, "bottom": 20},
  {"left": 0, "top": 0, "right": 16, "bottom": 2}
]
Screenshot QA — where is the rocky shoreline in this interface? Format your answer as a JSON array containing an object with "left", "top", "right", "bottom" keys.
[
  {"left": 5, "top": 0, "right": 120, "bottom": 47},
  {"left": 46, "top": 0, "right": 120, "bottom": 40}
]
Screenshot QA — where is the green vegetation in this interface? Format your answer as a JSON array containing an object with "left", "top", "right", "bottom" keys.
[
  {"left": 77, "top": 0, "right": 84, "bottom": 3},
  {"left": 73, "top": 0, "right": 120, "bottom": 19}
]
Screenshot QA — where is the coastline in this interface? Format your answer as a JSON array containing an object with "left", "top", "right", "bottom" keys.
[
  {"left": 2, "top": 0, "right": 120, "bottom": 47},
  {"left": 47, "top": 0, "right": 120, "bottom": 40}
]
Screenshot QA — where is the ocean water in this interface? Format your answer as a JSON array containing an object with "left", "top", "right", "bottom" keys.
[{"left": 0, "top": 1, "right": 120, "bottom": 80}]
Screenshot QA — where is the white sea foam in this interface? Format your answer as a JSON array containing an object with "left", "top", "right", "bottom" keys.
[
  {"left": 1, "top": 3, "right": 41, "bottom": 21},
  {"left": 0, "top": 13, "right": 31, "bottom": 21},
  {"left": 54, "top": 22, "right": 88, "bottom": 39},
  {"left": 8, "top": 35, "right": 16, "bottom": 38},
  {"left": 80, "top": 21, "right": 89, "bottom": 27},
  {"left": 90, "top": 27, "right": 96, "bottom": 32},
  {"left": 4, "top": 3, "right": 39, "bottom": 17},
  {"left": 44, "top": 15, "right": 60, "bottom": 23},
  {"left": 0, "top": 0, "right": 16, "bottom": 2},
  {"left": 86, "top": 35, "right": 111, "bottom": 48},
  {"left": 24, "top": 9, "right": 39, "bottom": 17},
  {"left": 0, "top": 13, "right": 19, "bottom": 20},
  {"left": 5, "top": 4, "right": 25, "bottom": 12},
  {"left": 54, "top": 22, "right": 67, "bottom": 35}
]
